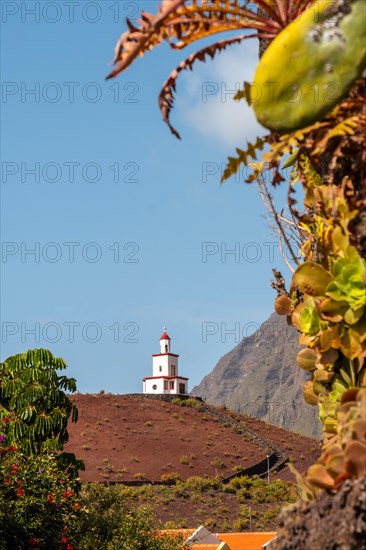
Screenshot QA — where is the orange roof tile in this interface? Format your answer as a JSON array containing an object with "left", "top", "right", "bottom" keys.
[
  {"left": 218, "top": 532, "right": 277, "bottom": 550},
  {"left": 158, "top": 529, "right": 277, "bottom": 550},
  {"left": 192, "top": 544, "right": 230, "bottom": 550}
]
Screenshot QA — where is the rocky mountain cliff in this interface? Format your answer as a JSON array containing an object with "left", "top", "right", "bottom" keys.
[{"left": 192, "top": 313, "right": 322, "bottom": 439}]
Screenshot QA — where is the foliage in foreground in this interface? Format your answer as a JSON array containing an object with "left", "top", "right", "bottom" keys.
[
  {"left": 0, "top": 350, "right": 83, "bottom": 549},
  {"left": 76, "top": 483, "right": 184, "bottom": 550},
  {"left": 0, "top": 349, "right": 79, "bottom": 456},
  {"left": 0, "top": 449, "right": 185, "bottom": 550},
  {"left": 0, "top": 427, "right": 81, "bottom": 549},
  {"left": 0, "top": 349, "right": 184, "bottom": 549}
]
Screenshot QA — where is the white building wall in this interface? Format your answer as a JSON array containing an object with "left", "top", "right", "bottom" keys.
[
  {"left": 167, "top": 378, "right": 188, "bottom": 394},
  {"left": 160, "top": 338, "right": 170, "bottom": 353},
  {"left": 143, "top": 377, "right": 188, "bottom": 395},
  {"left": 144, "top": 378, "right": 165, "bottom": 394},
  {"left": 167, "top": 378, "right": 177, "bottom": 394},
  {"left": 152, "top": 356, "right": 169, "bottom": 376},
  {"left": 152, "top": 354, "right": 179, "bottom": 377}
]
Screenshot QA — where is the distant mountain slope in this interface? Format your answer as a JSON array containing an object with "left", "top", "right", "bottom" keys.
[{"left": 191, "top": 313, "right": 322, "bottom": 439}]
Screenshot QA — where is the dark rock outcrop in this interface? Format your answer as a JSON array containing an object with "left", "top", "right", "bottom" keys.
[{"left": 271, "top": 476, "right": 366, "bottom": 550}]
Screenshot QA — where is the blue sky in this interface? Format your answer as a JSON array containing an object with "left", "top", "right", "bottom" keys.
[{"left": 1, "top": 0, "right": 294, "bottom": 393}]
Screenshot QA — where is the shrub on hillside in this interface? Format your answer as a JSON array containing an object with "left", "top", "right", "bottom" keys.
[
  {"left": 223, "top": 475, "right": 294, "bottom": 504},
  {"left": 183, "top": 476, "right": 221, "bottom": 492},
  {"left": 160, "top": 472, "right": 183, "bottom": 483},
  {"left": 171, "top": 398, "right": 205, "bottom": 411},
  {"left": 76, "top": 484, "right": 183, "bottom": 549}
]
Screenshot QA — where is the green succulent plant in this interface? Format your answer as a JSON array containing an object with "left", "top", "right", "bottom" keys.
[
  {"left": 289, "top": 388, "right": 366, "bottom": 501},
  {"left": 326, "top": 256, "right": 366, "bottom": 324},
  {"left": 307, "top": 388, "right": 366, "bottom": 489},
  {"left": 291, "top": 257, "right": 365, "bottom": 429},
  {"left": 276, "top": 171, "right": 366, "bottom": 440}
]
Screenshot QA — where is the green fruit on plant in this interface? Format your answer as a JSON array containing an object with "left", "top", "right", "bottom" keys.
[
  {"left": 252, "top": 0, "right": 366, "bottom": 131},
  {"left": 297, "top": 348, "right": 318, "bottom": 371}
]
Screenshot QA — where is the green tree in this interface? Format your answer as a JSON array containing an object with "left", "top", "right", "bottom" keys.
[
  {"left": 0, "top": 349, "right": 84, "bottom": 487},
  {"left": 0, "top": 349, "right": 85, "bottom": 548},
  {"left": 0, "top": 349, "right": 78, "bottom": 455}
]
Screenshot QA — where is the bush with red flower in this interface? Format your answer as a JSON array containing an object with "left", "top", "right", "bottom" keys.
[
  {"left": 0, "top": 423, "right": 83, "bottom": 549},
  {"left": 0, "top": 350, "right": 85, "bottom": 549}
]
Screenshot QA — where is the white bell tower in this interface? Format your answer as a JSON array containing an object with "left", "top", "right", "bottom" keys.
[
  {"left": 143, "top": 328, "right": 189, "bottom": 395},
  {"left": 160, "top": 328, "right": 171, "bottom": 354}
]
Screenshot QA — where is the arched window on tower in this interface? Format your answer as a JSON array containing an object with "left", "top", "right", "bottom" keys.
[{"left": 165, "top": 344, "right": 168, "bottom": 352}]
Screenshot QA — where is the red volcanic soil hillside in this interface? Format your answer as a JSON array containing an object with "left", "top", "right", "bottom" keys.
[{"left": 65, "top": 394, "right": 320, "bottom": 483}]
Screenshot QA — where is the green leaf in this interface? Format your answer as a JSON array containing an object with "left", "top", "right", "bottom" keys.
[
  {"left": 299, "top": 300, "right": 321, "bottom": 335},
  {"left": 282, "top": 148, "right": 299, "bottom": 169},
  {"left": 293, "top": 262, "right": 334, "bottom": 296},
  {"left": 344, "top": 306, "right": 364, "bottom": 325}
]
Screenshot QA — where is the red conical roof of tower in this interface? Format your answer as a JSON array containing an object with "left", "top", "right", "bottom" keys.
[{"left": 160, "top": 330, "right": 171, "bottom": 340}]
